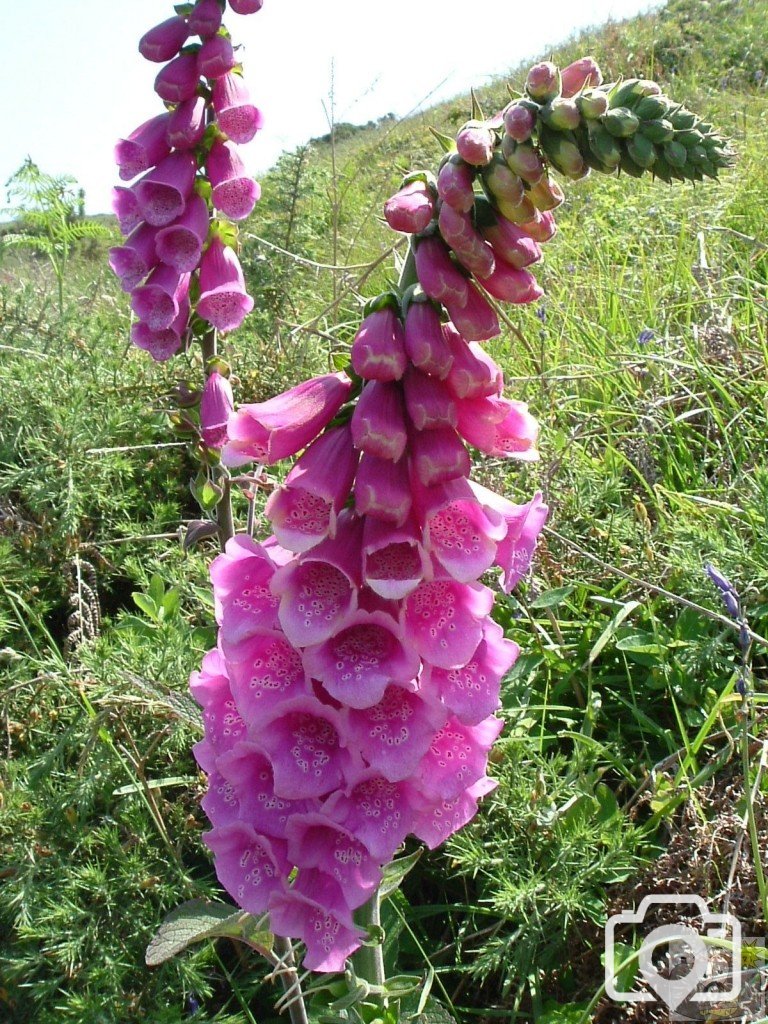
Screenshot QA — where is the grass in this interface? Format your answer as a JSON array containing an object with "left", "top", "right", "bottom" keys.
[{"left": 2, "top": 0, "right": 768, "bottom": 1020}]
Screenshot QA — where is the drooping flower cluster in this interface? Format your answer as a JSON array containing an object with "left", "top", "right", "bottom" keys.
[{"left": 108, "top": 0, "right": 264, "bottom": 361}]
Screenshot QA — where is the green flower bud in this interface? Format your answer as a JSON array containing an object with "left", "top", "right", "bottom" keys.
[
  {"left": 609, "top": 78, "right": 662, "bottom": 108},
  {"left": 635, "top": 95, "right": 669, "bottom": 120},
  {"left": 540, "top": 97, "right": 582, "bottom": 131},
  {"left": 577, "top": 90, "right": 609, "bottom": 119},
  {"left": 538, "top": 126, "right": 586, "bottom": 178},
  {"left": 602, "top": 107, "right": 640, "bottom": 138},
  {"left": 669, "top": 108, "right": 697, "bottom": 130},
  {"left": 626, "top": 133, "right": 657, "bottom": 168},
  {"left": 687, "top": 144, "right": 708, "bottom": 165},
  {"left": 676, "top": 129, "right": 703, "bottom": 149},
  {"left": 619, "top": 151, "right": 645, "bottom": 178},
  {"left": 640, "top": 118, "right": 674, "bottom": 144},
  {"left": 588, "top": 123, "right": 622, "bottom": 169},
  {"left": 663, "top": 140, "right": 688, "bottom": 168}
]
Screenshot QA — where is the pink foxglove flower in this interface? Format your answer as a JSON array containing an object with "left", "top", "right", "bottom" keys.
[
  {"left": 223, "top": 371, "right": 353, "bottom": 466},
  {"left": 443, "top": 282, "right": 500, "bottom": 342},
  {"left": 383, "top": 179, "right": 435, "bottom": 234},
  {"left": 470, "top": 482, "right": 549, "bottom": 591},
  {"left": 196, "top": 237, "right": 255, "bottom": 333},
  {"left": 354, "top": 454, "right": 412, "bottom": 525},
  {"left": 403, "top": 368, "right": 457, "bottom": 431},
  {"left": 476, "top": 259, "right": 544, "bottom": 304},
  {"left": 229, "top": 0, "right": 265, "bottom": 11},
  {"left": 351, "top": 381, "right": 408, "bottom": 461},
  {"left": 114, "top": 113, "right": 171, "bottom": 182},
  {"left": 108, "top": 221, "right": 159, "bottom": 290},
  {"left": 415, "top": 236, "right": 469, "bottom": 308},
  {"left": 155, "top": 193, "right": 210, "bottom": 272},
  {"left": 188, "top": 0, "right": 223, "bottom": 37},
  {"left": 200, "top": 371, "right": 235, "bottom": 448},
  {"left": 443, "top": 326, "right": 503, "bottom": 399},
  {"left": 560, "top": 56, "right": 603, "bottom": 97},
  {"left": 438, "top": 203, "right": 495, "bottom": 278},
  {"left": 133, "top": 152, "right": 198, "bottom": 227},
  {"left": 198, "top": 35, "right": 237, "bottom": 78},
  {"left": 437, "top": 155, "right": 476, "bottom": 213},
  {"left": 111, "top": 187, "right": 141, "bottom": 235},
  {"left": 481, "top": 215, "right": 542, "bottom": 269},
  {"left": 351, "top": 308, "right": 408, "bottom": 382},
  {"left": 154, "top": 53, "right": 201, "bottom": 103},
  {"left": 130, "top": 264, "right": 189, "bottom": 330},
  {"left": 207, "top": 139, "right": 261, "bottom": 220},
  {"left": 268, "top": 892, "right": 365, "bottom": 974},
  {"left": 265, "top": 425, "right": 359, "bottom": 553},
  {"left": 456, "top": 122, "right": 495, "bottom": 166},
  {"left": 213, "top": 73, "right": 264, "bottom": 143},
  {"left": 167, "top": 96, "right": 208, "bottom": 149},
  {"left": 403, "top": 299, "right": 454, "bottom": 379},
  {"left": 139, "top": 16, "right": 189, "bottom": 62},
  {"left": 503, "top": 103, "right": 536, "bottom": 142},
  {"left": 457, "top": 395, "right": 540, "bottom": 460}
]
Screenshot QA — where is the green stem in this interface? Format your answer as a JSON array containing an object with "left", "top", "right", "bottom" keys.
[
  {"left": 273, "top": 936, "right": 309, "bottom": 1024},
  {"left": 353, "top": 891, "right": 385, "bottom": 987},
  {"left": 200, "top": 325, "right": 236, "bottom": 549},
  {"left": 741, "top": 686, "right": 768, "bottom": 921},
  {"left": 398, "top": 238, "right": 418, "bottom": 292}
]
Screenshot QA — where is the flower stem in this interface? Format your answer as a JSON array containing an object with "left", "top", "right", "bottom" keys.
[
  {"left": 273, "top": 936, "right": 309, "bottom": 1024},
  {"left": 353, "top": 890, "right": 385, "bottom": 987},
  {"left": 398, "top": 238, "right": 418, "bottom": 292},
  {"left": 739, "top": 637, "right": 768, "bottom": 921},
  {"left": 201, "top": 324, "right": 235, "bottom": 548}
]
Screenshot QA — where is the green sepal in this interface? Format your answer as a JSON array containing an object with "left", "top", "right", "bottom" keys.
[
  {"left": 470, "top": 88, "right": 485, "bottom": 123},
  {"left": 174, "top": 3, "right": 195, "bottom": 14},
  {"left": 618, "top": 150, "right": 645, "bottom": 178},
  {"left": 399, "top": 169, "right": 438, "bottom": 193},
  {"left": 205, "top": 356, "right": 230, "bottom": 377},
  {"left": 194, "top": 178, "right": 213, "bottom": 204},
  {"left": 400, "top": 283, "right": 441, "bottom": 319},
  {"left": 210, "top": 218, "right": 239, "bottom": 249},
  {"left": 472, "top": 194, "right": 499, "bottom": 229},
  {"left": 179, "top": 42, "right": 202, "bottom": 56},
  {"left": 640, "top": 118, "right": 674, "bottom": 144},
  {"left": 363, "top": 291, "right": 400, "bottom": 318},
  {"left": 577, "top": 91, "right": 609, "bottom": 119},
  {"left": 587, "top": 123, "right": 622, "bottom": 169},
  {"left": 429, "top": 126, "right": 457, "bottom": 154},
  {"left": 608, "top": 78, "right": 661, "bottom": 109},
  {"left": 601, "top": 107, "right": 640, "bottom": 138},
  {"left": 663, "top": 140, "right": 688, "bottom": 168}
]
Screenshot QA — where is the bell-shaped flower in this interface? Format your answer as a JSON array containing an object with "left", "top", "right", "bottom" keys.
[
  {"left": 139, "top": 15, "right": 189, "bottom": 62},
  {"left": 404, "top": 576, "right": 493, "bottom": 669},
  {"left": 133, "top": 151, "right": 197, "bottom": 227},
  {"left": 416, "top": 477, "right": 506, "bottom": 583},
  {"left": 322, "top": 770, "right": 417, "bottom": 861},
  {"left": 268, "top": 890, "right": 365, "bottom": 974},
  {"left": 269, "top": 512, "right": 362, "bottom": 646},
  {"left": 347, "top": 685, "right": 446, "bottom": 782},
  {"left": 130, "top": 297, "right": 188, "bottom": 362},
  {"left": 258, "top": 696, "right": 352, "bottom": 800},
  {"left": 351, "top": 381, "right": 407, "bottom": 460},
  {"left": 437, "top": 154, "right": 476, "bottom": 213},
  {"left": 403, "top": 368, "right": 457, "bottom": 431},
  {"left": 383, "top": 179, "right": 435, "bottom": 234},
  {"left": 443, "top": 282, "right": 500, "bottom": 343},
  {"left": 362, "top": 516, "right": 430, "bottom": 601},
  {"left": 111, "top": 187, "right": 141, "bottom": 235},
  {"left": 188, "top": 0, "right": 223, "bottom": 37},
  {"left": 457, "top": 395, "right": 539, "bottom": 460},
  {"left": 443, "top": 326, "right": 503, "bottom": 400},
  {"left": 204, "top": 822, "right": 288, "bottom": 914},
  {"left": 198, "top": 34, "right": 236, "bottom": 78},
  {"left": 207, "top": 139, "right": 261, "bottom": 221},
  {"left": 415, "top": 236, "right": 469, "bottom": 308},
  {"left": 350, "top": 308, "right": 407, "bottom": 382},
  {"left": 190, "top": 647, "right": 247, "bottom": 756},
  {"left": 265, "top": 425, "right": 358, "bottom": 553},
  {"left": 108, "top": 221, "right": 159, "bottom": 290},
  {"left": 354, "top": 454, "right": 412, "bottom": 526},
  {"left": 476, "top": 258, "right": 543, "bottom": 304},
  {"left": 130, "top": 265, "right": 189, "bottom": 330},
  {"left": 213, "top": 73, "right": 264, "bottom": 143},
  {"left": 210, "top": 534, "right": 281, "bottom": 643},
  {"left": 482, "top": 216, "right": 542, "bottom": 269},
  {"left": 286, "top": 814, "right": 381, "bottom": 909},
  {"left": 426, "top": 619, "right": 518, "bottom": 724},
  {"left": 196, "top": 237, "right": 254, "bottom": 333},
  {"left": 155, "top": 193, "right": 210, "bottom": 273},
  {"left": 403, "top": 299, "right": 454, "bottom": 379},
  {"left": 438, "top": 203, "right": 495, "bottom": 278},
  {"left": 411, "top": 776, "right": 497, "bottom": 850},
  {"left": 200, "top": 372, "right": 234, "bottom": 448},
  {"left": 225, "top": 629, "right": 309, "bottom": 719},
  {"left": 223, "top": 371, "right": 352, "bottom": 467},
  {"left": 303, "top": 610, "right": 420, "bottom": 710},
  {"left": 411, "top": 427, "right": 470, "bottom": 487},
  {"left": 217, "top": 741, "right": 318, "bottom": 838},
  {"left": 469, "top": 483, "right": 549, "bottom": 591},
  {"left": 413, "top": 715, "right": 503, "bottom": 802},
  {"left": 115, "top": 113, "right": 171, "bottom": 182},
  {"left": 167, "top": 95, "right": 207, "bottom": 149},
  {"left": 154, "top": 52, "right": 201, "bottom": 102},
  {"left": 200, "top": 769, "right": 241, "bottom": 827}
]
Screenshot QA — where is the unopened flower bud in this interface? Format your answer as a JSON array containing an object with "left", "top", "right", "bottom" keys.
[
  {"left": 384, "top": 178, "right": 435, "bottom": 233},
  {"left": 525, "top": 61, "right": 560, "bottom": 103},
  {"left": 503, "top": 102, "right": 536, "bottom": 142},
  {"left": 456, "top": 121, "right": 496, "bottom": 167},
  {"left": 540, "top": 97, "right": 582, "bottom": 131},
  {"left": 437, "top": 155, "right": 476, "bottom": 213},
  {"left": 200, "top": 371, "right": 235, "bottom": 448},
  {"left": 560, "top": 56, "right": 603, "bottom": 97}
]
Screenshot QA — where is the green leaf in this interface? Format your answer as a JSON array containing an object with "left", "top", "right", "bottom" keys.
[
  {"left": 380, "top": 849, "right": 422, "bottom": 899},
  {"left": 145, "top": 899, "right": 273, "bottom": 966},
  {"left": 615, "top": 632, "right": 664, "bottom": 655},
  {"left": 585, "top": 600, "right": 641, "bottom": 666},
  {"left": 148, "top": 573, "right": 166, "bottom": 607},
  {"left": 161, "top": 588, "right": 180, "bottom": 621},
  {"left": 530, "top": 586, "right": 575, "bottom": 610},
  {"left": 132, "top": 593, "right": 159, "bottom": 621}
]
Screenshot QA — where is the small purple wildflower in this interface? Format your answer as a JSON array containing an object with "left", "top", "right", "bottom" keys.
[
  {"left": 704, "top": 561, "right": 740, "bottom": 619},
  {"left": 535, "top": 305, "right": 547, "bottom": 323},
  {"left": 187, "top": 995, "right": 201, "bottom": 1017},
  {"left": 638, "top": 328, "right": 655, "bottom": 345}
]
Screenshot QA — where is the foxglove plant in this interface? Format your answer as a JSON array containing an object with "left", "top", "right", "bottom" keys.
[{"left": 116, "top": 25, "right": 732, "bottom": 1018}]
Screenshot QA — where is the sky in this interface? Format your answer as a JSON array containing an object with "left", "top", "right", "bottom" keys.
[{"left": 3, "top": 0, "right": 662, "bottom": 214}]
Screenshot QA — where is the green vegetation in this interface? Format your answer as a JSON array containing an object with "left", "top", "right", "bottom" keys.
[{"left": 2, "top": 0, "right": 768, "bottom": 1020}]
